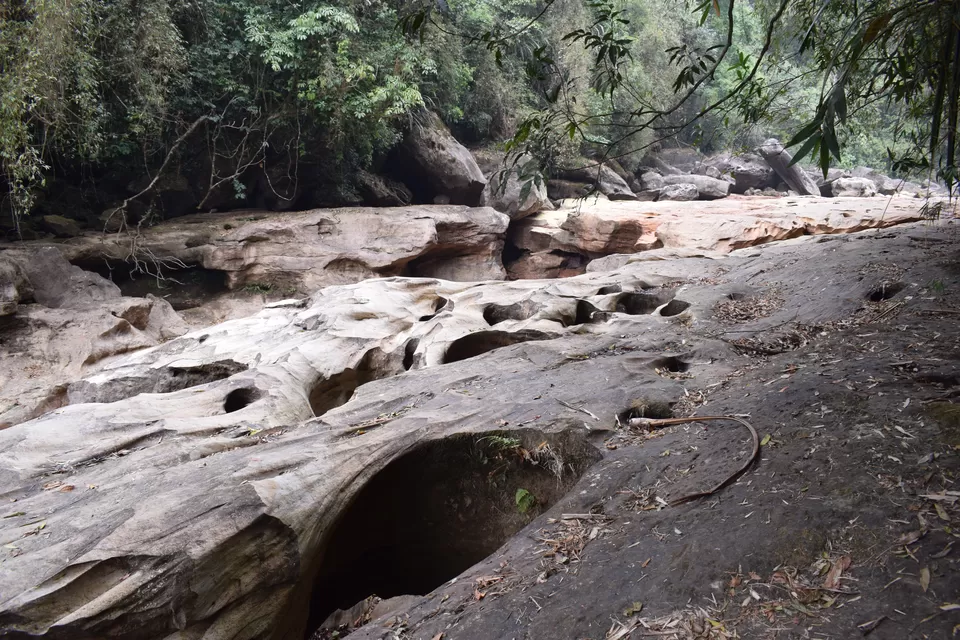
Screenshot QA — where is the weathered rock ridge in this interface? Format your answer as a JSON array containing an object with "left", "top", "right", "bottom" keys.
[
  {"left": 57, "top": 206, "right": 510, "bottom": 294},
  {"left": 0, "top": 224, "right": 944, "bottom": 639},
  {"left": 506, "top": 195, "right": 927, "bottom": 278}
]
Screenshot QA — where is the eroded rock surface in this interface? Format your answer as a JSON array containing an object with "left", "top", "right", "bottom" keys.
[
  {"left": 0, "top": 224, "right": 949, "bottom": 640},
  {"left": 507, "top": 195, "right": 926, "bottom": 279},
  {"left": 54, "top": 206, "right": 510, "bottom": 294}
]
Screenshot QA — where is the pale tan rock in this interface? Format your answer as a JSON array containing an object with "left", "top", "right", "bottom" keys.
[
  {"left": 0, "top": 225, "right": 939, "bottom": 639},
  {"left": 55, "top": 206, "right": 510, "bottom": 293}
]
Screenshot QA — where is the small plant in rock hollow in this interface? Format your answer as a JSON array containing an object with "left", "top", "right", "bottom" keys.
[
  {"left": 928, "top": 279, "right": 946, "bottom": 299},
  {"left": 478, "top": 434, "right": 522, "bottom": 453},
  {"left": 515, "top": 488, "right": 536, "bottom": 514}
]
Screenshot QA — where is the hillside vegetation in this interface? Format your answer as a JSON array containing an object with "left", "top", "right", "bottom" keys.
[{"left": 0, "top": 0, "right": 952, "bottom": 230}]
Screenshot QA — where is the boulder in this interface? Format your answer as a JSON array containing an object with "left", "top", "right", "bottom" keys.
[
  {"left": 662, "top": 174, "right": 730, "bottom": 200},
  {"left": 716, "top": 154, "right": 777, "bottom": 194},
  {"left": 653, "top": 148, "right": 703, "bottom": 173},
  {"left": 3, "top": 246, "right": 121, "bottom": 309},
  {"left": 829, "top": 177, "right": 877, "bottom": 198},
  {"left": 395, "top": 111, "right": 487, "bottom": 206},
  {"left": 0, "top": 255, "right": 32, "bottom": 316},
  {"left": 658, "top": 183, "right": 699, "bottom": 201},
  {"left": 41, "top": 214, "right": 82, "bottom": 238},
  {"left": 640, "top": 171, "right": 665, "bottom": 191},
  {"left": 547, "top": 179, "right": 593, "bottom": 200},
  {"left": 480, "top": 159, "right": 552, "bottom": 220},
  {"left": 639, "top": 154, "right": 684, "bottom": 176},
  {"left": 558, "top": 164, "right": 637, "bottom": 200},
  {"left": 757, "top": 139, "right": 821, "bottom": 196}
]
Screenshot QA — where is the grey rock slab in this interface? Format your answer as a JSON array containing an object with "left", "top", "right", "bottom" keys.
[{"left": 757, "top": 139, "right": 821, "bottom": 196}]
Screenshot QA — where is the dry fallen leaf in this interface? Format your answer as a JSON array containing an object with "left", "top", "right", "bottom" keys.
[
  {"left": 431, "top": 634, "right": 443, "bottom": 640},
  {"left": 899, "top": 529, "right": 925, "bottom": 545},
  {"left": 823, "top": 555, "right": 852, "bottom": 589},
  {"left": 920, "top": 567, "right": 931, "bottom": 593}
]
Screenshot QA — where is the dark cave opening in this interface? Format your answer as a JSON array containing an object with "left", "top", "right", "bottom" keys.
[
  {"left": 71, "top": 257, "right": 228, "bottom": 310},
  {"left": 304, "top": 429, "right": 601, "bottom": 638}
]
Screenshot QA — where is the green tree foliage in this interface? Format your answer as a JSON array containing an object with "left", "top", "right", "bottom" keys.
[{"left": 2, "top": 0, "right": 956, "bottom": 229}]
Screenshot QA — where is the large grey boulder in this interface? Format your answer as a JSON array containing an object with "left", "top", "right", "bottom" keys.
[
  {"left": 757, "top": 139, "right": 821, "bottom": 196},
  {"left": 0, "top": 255, "right": 32, "bottom": 316},
  {"left": 396, "top": 111, "right": 487, "bottom": 206},
  {"left": 662, "top": 174, "right": 730, "bottom": 200},
  {"left": 640, "top": 171, "right": 665, "bottom": 191},
  {"left": 354, "top": 170, "right": 412, "bottom": 207},
  {"left": 659, "top": 183, "right": 699, "bottom": 201},
  {"left": 830, "top": 177, "right": 877, "bottom": 197},
  {"left": 559, "top": 164, "right": 637, "bottom": 200},
  {"left": 480, "top": 157, "right": 552, "bottom": 220}
]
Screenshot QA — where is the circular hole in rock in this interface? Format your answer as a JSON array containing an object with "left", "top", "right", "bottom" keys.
[
  {"left": 659, "top": 299, "right": 691, "bottom": 317},
  {"left": 651, "top": 356, "right": 690, "bottom": 373},
  {"left": 618, "top": 400, "right": 674, "bottom": 424},
  {"left": 574, "top": 299, "right": 607, "bottom": 325},
  {"left": 304, "top": 429, "right": 601, "bottom": 637},
  {"left": 443, "top": 330, "right": 552, "bottom": 364},
  {"left": 482, "top": 300, "right": 540, "bottom": 326},
  {"left": 223, "top": 387, "right": 262, "bottom": 413},
  {"left": 867, "top": 281, "right": 905, "bottom": 302},
  {"left": 726, "top": 292, "right": 749, "bottom": 301},
  {"left": 614, "top": 291, "right": 676, "bottom": 315}
]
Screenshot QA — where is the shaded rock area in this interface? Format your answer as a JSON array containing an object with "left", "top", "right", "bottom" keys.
[
  {"left": 51, "top": 205, "right": 510, "bottom": 297},
  {"left": 389, "top": 112, "right": 487, "bottom": 206},
  {"left": 506, "top": 195, "right": 927, "bottom": 279},
  {"left": 0, "top": 246, "right": 187, "bottom": 428},
  {"left": 2, "top": 222, "right": 959, "bottom": 640}
]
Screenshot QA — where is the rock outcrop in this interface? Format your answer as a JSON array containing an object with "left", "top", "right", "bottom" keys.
[
  {"left": 506, "top": 196, "right": 926, "bottom": 278},
  {"left": 479, "top": 157, "right": 551, "bottom": 220},
  {"left": 0, "top": 256, "right": 31, "bottom": 316},
  {"left": 0, "top": 246, "right": 187, "bottom": 428},
  {"left": 757, "top": 139, "right": 821, "bottom": 196},
  {"left": 0, "top": 225, "right": 936, "bottom": 640},
  {"left": 55, "top": 206, "right": 510, "bottom": 295}
]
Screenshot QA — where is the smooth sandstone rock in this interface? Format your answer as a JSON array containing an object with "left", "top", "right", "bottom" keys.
[
  {"left": 55, "top": 206, "right": 511, "bottom": 293},
  {"left": 0, "top": 227, "right": 928, "bottom": 640},
  {"left": 0, "top": 255, "right": 32, "bottom": 316}
]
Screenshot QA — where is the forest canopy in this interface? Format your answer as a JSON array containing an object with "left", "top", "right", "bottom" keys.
[{"left": 0, "top": 0, "right": 955, "bottom": 230}]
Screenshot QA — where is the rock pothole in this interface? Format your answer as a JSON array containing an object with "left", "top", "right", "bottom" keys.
[
  {"left": 866, "top": 281, "right": 905, "bottom": 301},
  {"left": 309, "top": 349, "right": 402, "bottom": 416},
  {"left": 223, "top": 386, "right": 262, "bottom": 413},
  {"left": 614, "top": 290, "right": 677, "bottom": 315},
  {"left": 482, "top": 300, "right": 540, "bottom": 325},
  {"left": 305, "top": 428, "right": 601, "bottom": 638},
  {"left": 443, "top": 330, "right": 553, "bottom": 364}
]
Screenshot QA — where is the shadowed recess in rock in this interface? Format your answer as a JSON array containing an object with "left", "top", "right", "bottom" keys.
[
  {"left": 68, "top": 360, "right": 248, "bottom": 405},
  {"left": 309, "top": 348, "right": 402, "bottom": 416},
  {"left": 70, "top": 257, "right": 228, "bottom": 310},
  {"left": 442, "top": 330, "right": 553, "bottom": 364},
  {"left": 224, "top": 386, "right": 262, "bottom": 413},
  {"left": 659, "top": 299, "right": 691, "bottom": 316},
  {"left": 304, "top": 429, "right": 601, "bottom": 637},
  {"left": 482, "top": 300, "right": 540, "bottom": 325},
  {"left": 614, "top": 290, "right": 677, "bottom": 315}
]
